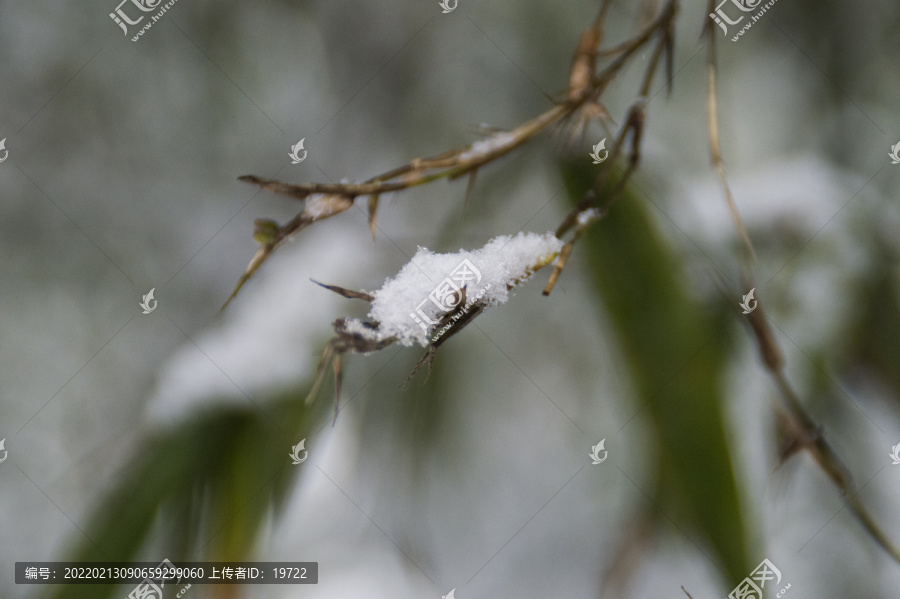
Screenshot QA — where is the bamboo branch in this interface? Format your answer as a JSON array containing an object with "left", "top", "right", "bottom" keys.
[
  {"left": 545, "top": 0, "right": 678, "bottom": 293},
  {"left": 704, "top": 5, "right": 756, "bottom": 266},
  {"left": 226, "top": 1, "right": 680, "bottom": 307},
  {"left": 703, "top": 0, "right": 900, "bottom": 564}
]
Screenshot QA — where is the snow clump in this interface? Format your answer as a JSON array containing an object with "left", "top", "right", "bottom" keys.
[{"left": 343, "top": 232, "right": 563, "bottom": 347}]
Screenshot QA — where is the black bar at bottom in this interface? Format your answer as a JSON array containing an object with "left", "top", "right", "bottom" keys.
[{"left": 15, "top": 562, "right": 318, "bottom": 584}]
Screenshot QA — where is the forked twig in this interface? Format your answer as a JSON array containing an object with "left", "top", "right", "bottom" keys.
[
  {"left": 226, "top": 0, "right": 680, "bottom": 307},
  {"left": 546, "top": 0, "right": 677, "bottom": 294}
]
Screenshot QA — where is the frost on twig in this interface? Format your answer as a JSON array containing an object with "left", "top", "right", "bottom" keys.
[{"left": 308, "top": 232, "right": 563, "bottom": 423}]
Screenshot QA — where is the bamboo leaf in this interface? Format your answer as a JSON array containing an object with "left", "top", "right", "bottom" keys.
[
  {"left": 45, "top": 388, "right": 329, "bottom": 599},
  {"left": 561, "top": 161, "right": 752, "bottom": 584}
]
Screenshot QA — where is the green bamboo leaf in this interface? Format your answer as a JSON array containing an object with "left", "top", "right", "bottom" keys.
[
  {"left": 560, "top": 161, "right": 752, "bottom": 585},
  {"left": 45, "top": 387, "right": 329, "bottom": 599},
  {"left": 843, "top": 238, "right": 900, "bottom": 394}
]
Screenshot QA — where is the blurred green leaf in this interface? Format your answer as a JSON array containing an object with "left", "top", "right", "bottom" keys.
[
  {"left": 561, "top": 160, "right": 752, "bottom": 585},
  {"left": 844, "top": 236, "right": 900, "bottom": 396},
  {"left": 46, "top": 387, "right": 328, "bottom": 599}
]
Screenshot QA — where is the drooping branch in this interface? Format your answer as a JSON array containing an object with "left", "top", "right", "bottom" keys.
[
  {"left": 225, "top": 0, "right": 680, "bottom": 308},
  {"left": 544, "top": 0, "right": 676, "bottom": 294},
  {"left": 702, "top": 0, "right": 900, "bottom": 564}
]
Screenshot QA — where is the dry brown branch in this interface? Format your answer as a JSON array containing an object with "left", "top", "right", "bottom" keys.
[
  {"left": 223, "top": 194, "right": 354, "bottom": 308},
  {"left": 236, "top": 0, "right": 900, "bottom": 568},
  {"left": 703, "top": 0, "right": 900, "bottom": 564},
  {"left": 703, "top": 6, "right": 756, "bottom": 266},
  {"left": 274, "top": 0, "right": 683, "bottom": 430},
  {"left": 545, "top": 1, "right": 677, "bottom": 294},
  {"left": 747, "top": 304, "right": 900, "bottom": 562},
  {"left": 224, "top": 105, "right": 572, "bottom": 310},
  {"left": 226, "top": 0, "right": 680, "bottom": 308}
]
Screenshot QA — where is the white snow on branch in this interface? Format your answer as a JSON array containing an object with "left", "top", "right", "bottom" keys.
[
  {"left": 577, "top": 208, "right": 603, "bottom": 226},
  {"left": 458, "top": 131, "right": 518, "bottom": 161},
  {"left": 303, "top": 193, "right": 353, "bottom": 220},
  {"left": 344, "top": 232, "right": 563, "bottom": 347}
]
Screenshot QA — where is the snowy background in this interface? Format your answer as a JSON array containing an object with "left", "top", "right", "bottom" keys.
[{"left": 2, "top": 0, "right": 900, "bottom": 598}]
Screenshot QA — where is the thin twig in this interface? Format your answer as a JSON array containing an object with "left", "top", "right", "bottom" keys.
[
  {"left": 748, "top": 306, "right": 900, "bottom": 562},
  {"left": 546, "top": 1, "right": 678, "bottom": 292},
  {"left": 227, "top": 1, "right": 680, "bottom": 307},
  {"left": 703, "top": 0, "right": 900, "bottom": 564},
  {"left": 704, "top": 5, "right": 756, "bottom": 266}
]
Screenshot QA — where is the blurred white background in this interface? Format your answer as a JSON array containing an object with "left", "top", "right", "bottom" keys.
[{"left": 2, "top": 0, "right": 900, "bottom": 598}]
